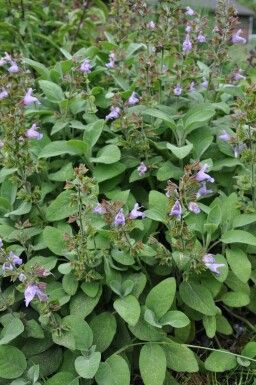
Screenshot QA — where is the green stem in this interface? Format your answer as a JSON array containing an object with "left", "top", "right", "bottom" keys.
[{"left": 222, "top": 305, "right": 256, "bottom": 332}]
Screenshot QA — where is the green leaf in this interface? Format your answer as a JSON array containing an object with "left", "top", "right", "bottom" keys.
[
  {"left": 145, "top": 278, "right": 176, "bottom": 319},
  {"left": 0, "top": 346, "right": 27, "bottom": 379},
  {"left": 94, "top": 162, "right": 126, "bottom": 183},
  {"left": 221, "top": 230, "right": 256, "bottom": 246},
  {"left": 38, "top": 141, "right": 82, "bottom": 158},
  {"left": 26, "top": 256, "right": 57, "bottom": 271},
  {"left": 66, "top": 140, "right": 88, "bottom": 154},
  {"left": 202, "top": 316, "right": 216, "bottom": 338},
  {"left": 91, "top": 145, "right": 121, "bottom": 164},
  {"left": 144, "top": 190, "right": 169, "bottom": 223},
  {"left": 75, "top": 352, "right": 101, "bottom": 379},
  {"left": 211, "top": 158, "right": 242, "bottom": 171},
  {"left": 111, "top": 248, "right": 135, "bottom": 265},
  {"left": 205, "top": 350, "right": 237, "bottom": 372},
  {"left": 43, "top": 226, "right": 66, "bottom": 256},
  {"left": 144, "top": 309, "right": 162, "bottom": 328},
  {"left": 163, "top": 339, "right": 198, "bottom": 372},
  {"left": 90, "top": 312, "right": 117, "bottom": 353},
  {"left": 143, "top": 109, "right": 176, "bottom": 130},
  {"left": 242, "top": 342, "right": 256, "bottom": 358},
  {"left": 207, "top": 205, "right": 222, "bottom": 227},
  {"left": 233, "top": 213, "right": 256, "bottom": 228},
  {"left": 83, "top": 120, "right": 105, "bottom": 150},
  {"left": 38, "top": 80, "right": 65, "bottom": 103},
  {"left": 179, "top": 281, "right": 217, "bottom": 316},
  {"left": 81, "top": 282, "right": 100, "bottom": 297},
  {"left": 27, "top": 364, "right": 39, "bottom": 384},
  {"left": 48, "top": 162, "right": 74, "bottom": 182},
  {"left": 166, "top": 142, "right": 193, "bottom": 159},
  {"left": 5, "top": 201, "right": 31, "bottom": 217},
  {"left": 0, "top": 318, "right": 24, "bottom": 345},
  {"left": 53, "top": 315, "right": 93, "bottom": 351},
  {"left": 95, "top": 355, "right": 130, "bottom": 385},
  {"left": 160, "top": 311, "right": 190, "bottom": 328},
  {"left": 139, "top": 343, "right": 166, "bottom": 385},
  {"left": 226, "top": 247, "right": 251, "bottom": 283},
  {"left": 23, "top": 58, "right": 50, "bottom": 80},
  {"left": 221, "top": 292, "right": 250, "bottom": 307},
  {"left": 45, "top": 372, "right": 78, "bottom": 385},
  {"left": 62, "top": 273, "right": 79, "bottom": 296},
  {"left": 70, "top": 289, "right": 102, "bottom": 318},
  {"left": 46, "top": 190, "right": 78, "bottom": 221},
  {"left": 113, "top": 295, "right": 140, "bottom": 326},
  {"left": 183, "top": 106, "right": 215, "bottom": 133},
  {"left": 129, "top": 308, "right": 166, "bottom": 341}
]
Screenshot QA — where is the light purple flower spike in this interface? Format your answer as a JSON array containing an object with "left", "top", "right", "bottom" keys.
[
  {"left": 106, "top": 53, "right": 116, "bottom": 69},
  {"left": 233, "top": 143, "right": 246, "bottom": 158},
  {"left": 4, "top": 52, "right": 12, "bottom": 62},
  {"left": 137, "top": 162, "right": 147, "bottom": 176},
  {"left": 201, "top": 77, "right": 208, "bottom": 88},
  {"left": 93, "top": 203, "right": 107, "bottom": 214},
  {"left": 106, "top": 106, "right": 121, "bottom": 120},
  {"left": 128, "top": 92, "right": 139, "bottom": 105},
  {"left": 2, "top": 251, "right": 22, "bottom": 274},
  {"left": 183, "top": 34, "right": 192, "bottom": 51},
  {"left": 189, "top": 82, "right": 196, "bottom": 92},
  {"left": 79, "top": 59, "right": 92, "bottom": 73},
  {"left": 198, "top": 31, "right": 206, "bottom": 43},
  {"left": 174, "top": 84, "right": 182, "bottom": 96},
  {"left": 188, "top": 202, "right": 201, "bottom": 214},
  {"left": 23, "top": 88, "right": 41, "bottom": 105},
  {"left": 196, "top": 182, "right": 213, "bottom": 198},
  {"left": 202, "top": 254, "right": 225, "bottom": 275},
  {"left": 25, "top": 124, "right": 43, "bottom": 140},
  {"left": 196, "top": 164, "right": 214, "bottom": 183},
  {"left": 0, "top": 87, "right": 8, "bottom": 99},
  {"left": 24, "top": 284, "right": 48, "bottom": 307},
  {"left": 0, "top": 239, "right": 3, "bottom": 247},
  {"left": 232, "top": 29, "right": 246, "bottom": 44},
  {"left": 218, "top": 130, "right": 231, "bottom": 141},
  {"left": 148, "top": 21, "right": 156, "bottom": 30},
  {"left": 19, "top": 273, "right": 26, "bottom": 283},
  {"left": 114, "top": 208, "right": 126, "bottom": 227},
  {"left": 129, "top": 203, "right": 145, "bottom": 219},
  {"left": 233, "top": 68, "right": 246, "bottom": 81},
  {"left": 170, "top": 200, "right": 182, "bottom": 219},
  {"left": 8, "top": 61, "right": 19, "bottom": 73},
  {"left": 185, "top": 6, "right": 195, "bottom": 15},
  {"left": 185, "top": 24, "right": 192, "bottom": 33}
]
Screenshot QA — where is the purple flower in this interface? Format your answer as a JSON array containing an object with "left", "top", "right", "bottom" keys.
[
  {"left": 78, "top": 59, "right": 92, "bottom": 73},
  {"left": 106, "top": 106, "right": 121, "bottom": 120},
  {"left": 185, "top": 6, "right": 195, "bottom": 15},
  {"left": 129, "top": 203, "right": 145, "bottom": 220},
  {"left": 183, "top": 34, "right": 192, "bottom": 51},
  {"left": 25, "top": 124, "right": 43, "bottom": 140},
  {"left": 0, "top": 58, "right": 6, "bottom": 66},
  {"left": 24, "top": 284, "right": 48, "bottom": 307},
  {"left": 201, "top": 77, "right": 208, "bottom": 88},
  {"left": 137, "top": 162, "right": 147, "bottom": 176},
  {"left": 232, "top": 29, "right": 246, "bottom": 44},
  {"left": 188, "top": 202, "right": 201, "bottom": 214},
  {"left": 202, "top": 254, "right": 225, "bottom": 276},
  {"left": 174, "top": 84, "right": 182, "bottom": 96},
  {"left": 0, "top": 87, "right": 8, "bottom": 99},
  {"left": 23, "top": 88, "right": 41, "bottom": 105},
  {"left": 4, "top": 52, "right": 12, "bottom": 62},
  {"left": 196, "top": 182, "right": 213, "bottom": 198},
  {"left": 233, "top": 143, "right": 246, "bottom": 158},
  {"left": 128, "top": 92, "right": 139, "bottom": 105},
  {"left": 233, "top": 68, "right": 246, "bottom": 81},
  {"left": 114, "top": 208, "right": 126, "bottom": 227},
  {"left": 198, "top": 31, "right": 206, "bottom": 43},
  {"left": 162, "top": 65, "right": 167, "bottom": 72},
  {"left": 8, "top": 61, "right": 19, "bottom": 73},
  {"left": 0, "top": 239, "right": 2, "bottom": 247},
  {"left": 93, "top": 203, "right": 107, "bottom": 214},
  {"left": 189, "top": 81, "right": 196, "bottom": 92},
  {"left": 219, "top": 130, "right": 231, "bottom": 141},
  {"left": 185, "top": 25, "right": 192, "bottom": 33},
  {"left": 196, "top": 164, "right": 214, "bottom": 183},
  {"left": 106, "top": 52, "right": 116, "bottom": 69},
  {"left": 170, "top": 200, "right": 182, "bottom": 219},
  {"left": 19, "top": 273, "right": 26, "bottom": 282},
  {"left": 148, "top": 21, "right": 156, "bottom": 30},
  {"left": 2, "top": 251, "right": 22, "bottom": 274}
]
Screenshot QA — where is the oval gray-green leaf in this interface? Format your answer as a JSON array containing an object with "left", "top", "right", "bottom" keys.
[
  {"left": 179, "top": 281, "right": 217, "bottom": 316},
  {"left": 75, "top": 352, "right": 101, "bottom": 379},
  {"left": 0, "top": 345, "right": 27, "bottom": 379},
  {"left": 139, "top": 343, "right": 166, "bottom": 385}
]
